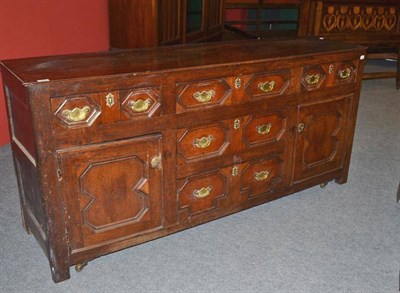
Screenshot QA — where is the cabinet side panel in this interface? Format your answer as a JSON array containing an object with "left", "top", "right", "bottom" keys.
[
  {"left": 1, "top": 67, "right": 48, "bottom": 250},
  {"left": 2, "top": 68, "right": 37, "bottom": 163}
]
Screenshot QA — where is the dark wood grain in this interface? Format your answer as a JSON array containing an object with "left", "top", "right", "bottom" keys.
[{"left": 1, "top": 39, "right": 366, "bottom": 282}]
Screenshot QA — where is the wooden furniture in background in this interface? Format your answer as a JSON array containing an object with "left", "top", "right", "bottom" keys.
[
  {"left": 298, "top": 0, "right": 400, "bottom": 88},
  {"left": 224, "top": 0, "right": 301, "bottom": 39},
  {"left": 1, "top": 39, "right": 365, "bottom": 282},
  {"left": 109, "top": 0, "right": 224, "bottom": 48}
]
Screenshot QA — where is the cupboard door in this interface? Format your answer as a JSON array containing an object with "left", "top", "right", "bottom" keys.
[
  {"left": 58, "top": 135, "right": 163, "bottom": 251},
  {"left": 293, "top": 96, "right": 352, "bottom": 182}
]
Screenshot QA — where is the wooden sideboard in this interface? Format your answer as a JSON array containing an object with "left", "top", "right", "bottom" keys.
[
  {"left": 1, "top": 39, "right": 366, "bottom": 282},
  {"left": 298, "top": 0, "right": 400, "bottom": 88},
  {"left": 109, "top": 0, "right": 224, "bottom": 48}
]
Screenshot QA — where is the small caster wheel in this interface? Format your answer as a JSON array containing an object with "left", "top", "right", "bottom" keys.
[
  {"left": 75, "top": 262, "right": 88, "bottom": 272},
  {"left": 320, "top": 182, "right": 328, "bottom": 189}
]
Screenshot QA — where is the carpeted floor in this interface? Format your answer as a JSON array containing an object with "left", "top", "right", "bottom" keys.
[{"left": 0, "top": 64, "right": 399, "bottom": 292}]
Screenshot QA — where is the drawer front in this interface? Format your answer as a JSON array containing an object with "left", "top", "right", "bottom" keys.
[
  {"left": 301, "top": 65, "right": 327, "bottom": 91},
  {"left": 334, "top": 61, "right": 357, "bottom": 85},
  {"left": 51, "top": 87, "right": 162, "bottom": 132},
  {"left": 58, "top": 135, "right": 163, "bottom": 250},
  {"left": 245, "top": 71, "right": 290, "bottom": 99},
  {"left": 52, "top": 94, "right": 102, "bottom": 129},
  {"left": 301, "top": 61, "right": 358, "bottom": 91},
  {"left": 120, "top": 87, "right": 161, "bottom": 119},
  {"left": 177, "top": 121, "right": 232, "bottom": 162},
  {"left": 178, "top": 169, "right": 230, "bottom": 222},
  {"left": 176, "top": 78, "right": 232, "bottom": 113},
  {"left": 242, "top": 112, "right": 287, "bottom": 148},
  {"left": 240, "top": 155, "right": 284, "bottom": 198}
]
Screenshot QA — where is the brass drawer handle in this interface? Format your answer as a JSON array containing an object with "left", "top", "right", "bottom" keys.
[
  {"left": 338, "top": 68, "right": 352, "bottom": 79},
  {"left": 193, "top": 90, "right": 215, "bottom": 103},
  {"left": 193, "top": 135, "right": 213, "bottom": 149},
  {"left": 128, "top": 99, "right": 151, "bottom": 112},
  {"left": 305, "top": 74, "right": 321, "bottom": 85},
  {"left": 257, "top": 123, "right": 272, "bottom": 135},
  {"left": 193, "top": 186, "right": 212, "bottom": 199},
  {"left": 62, "top": 106, "right": 90, "bottom": 122},
  {"left": 258, "top": 81, "right": 276, "bottom": 92},
  {"left": 254, "top": 170, "right": 270, "bottom": 181}
]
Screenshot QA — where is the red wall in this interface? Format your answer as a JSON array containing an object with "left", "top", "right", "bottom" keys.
[{"left": 0, "top": 0, "right": 109, "bottom": 146}]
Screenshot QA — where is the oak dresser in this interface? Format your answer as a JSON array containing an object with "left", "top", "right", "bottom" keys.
[{"left": 1, "top": 39, "right": 366, "bottom": 282}]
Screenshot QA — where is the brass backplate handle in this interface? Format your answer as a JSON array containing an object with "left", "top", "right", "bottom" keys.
[
  {"left": 339, "top": 68, "right": 352, "bottom": 79},
  {"left": 62, "top": 106, "right": 91, "bottom": 122},
  {"left": 254, "top": 170, "right": 270, "bottom": 181},
  {"left": 128, "top": 98, "right": 151, "bottom": 112},
  {"left": 258, "top": 81, "right": 276, "bottom": 92},
  {"left": 305, "top": 74, "right": 321, "bottom": 85},
  {"left": 193, "top": 90, "right": 215, "bottom": 103},
  {"left": 193, "top": 186, "right": 212, "bottom": 199},
  {"left": 193, "top": 135, "right": 214, "bottom": 149},
  {"left": 257, "top": 123, "right": 272, "bottom": 135}
]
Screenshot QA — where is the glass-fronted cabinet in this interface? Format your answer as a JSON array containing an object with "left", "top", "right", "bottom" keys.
[
  {"left": 109, "top": 0, "right": 224, "bottom": 49},
  {"left": 186, "top": 0, "right": 204, "bottom": 33}
]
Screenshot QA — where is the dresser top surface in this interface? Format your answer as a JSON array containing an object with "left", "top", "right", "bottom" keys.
[{"left": 0, "top": 38, "right": 365, "bottom": 85}]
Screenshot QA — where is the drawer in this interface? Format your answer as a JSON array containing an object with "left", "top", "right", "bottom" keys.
[
  {"left": 245, "top": 70, "right": 290, "bottom": 100},
  {"left": 176, "top": 78, "right": 232, "bottom": 113},
  {"left": 334, "top": 61, "right": 357, "bottom": 85},
  {"left": 176, "top": 109, "right": 290, "bottom": 177},
  {"left": 240, "top": 155, "right": 284, "bottom": 198},
  {"left": 177, "top": 168, "right": 231, "bottom": 222},
  {"left": 301, "top": 61, "right": 358, "bottom": 91},
  {"left": 242, "top": 112, "right": 287, "bottom": 148},
  {"left": 52, "top": 94, "right": 102, "bottom": 129},
  {"left": 120, "top": 87, "right": 161, "bottom": 119},
  {"left": 51, "top": 87, "right": 161, "bottom": 132},
  {"left": 177, "top": 121, "right": 232, "bottom": 162},
  {"left": 301, "top": 65, "right": 327, "bottom": 91},
  {"left": 177, "top": 153, "right": 287, "bottom": 222}
]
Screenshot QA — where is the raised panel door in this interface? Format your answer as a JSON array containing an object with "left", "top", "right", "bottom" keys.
[
  {"left": 57, "top": 135, "right": 163, "bottom": 251},
  {"left": 293, "top": 96, "right": 352, "bottom": 182}
]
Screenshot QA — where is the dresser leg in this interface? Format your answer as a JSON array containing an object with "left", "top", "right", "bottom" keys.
[
  {"left": 49, "top": 249, "right": 71, "bottom": 283},
  {"left": 50, "top": 263, "right": 70, "bottom": 283}
]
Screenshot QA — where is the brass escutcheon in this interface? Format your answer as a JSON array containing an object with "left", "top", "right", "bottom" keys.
[
  {"left": 193, "top": 135, "right": 213, "bottom": 149},
  {"left": 305, "top": 74, "right": 321, "bottom": 85},
  {"left": 339, "top": 68, "right": 352, "bottom": 79},
  {"left": 232, "top": 165, "right": 239, "bottom": 176},
  {"left": 62, "top": 106, "right": 90, "bottom": 122},
  {"left": 193, "top": 186, "right": 212, "bottom": 199},
  {"left": 234, "top": 119, "right": 240, "bottom": 130},
  {"left": 329, "top": 64, "right": 334, "bottom": 74},
  {"left": 193, "top": 90, "right": 215, "bottom": 103},
  {"left": 254, "top": 170, "right": 270, "bottom": 181},
  {"left": 128, "top": 98, "right": 151, "bottom": 112},
  {"left": 106, "top": 93, "right": 115, "bottom": 107},
  {"left": 235, "top": 77, "right": 242, "bottom": 89},
  {"left": 257, "top": 123, "right": 272, "bottom": 135},
  {"left": 258, "top": 81, "right": 276, "bottom": 92}
]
